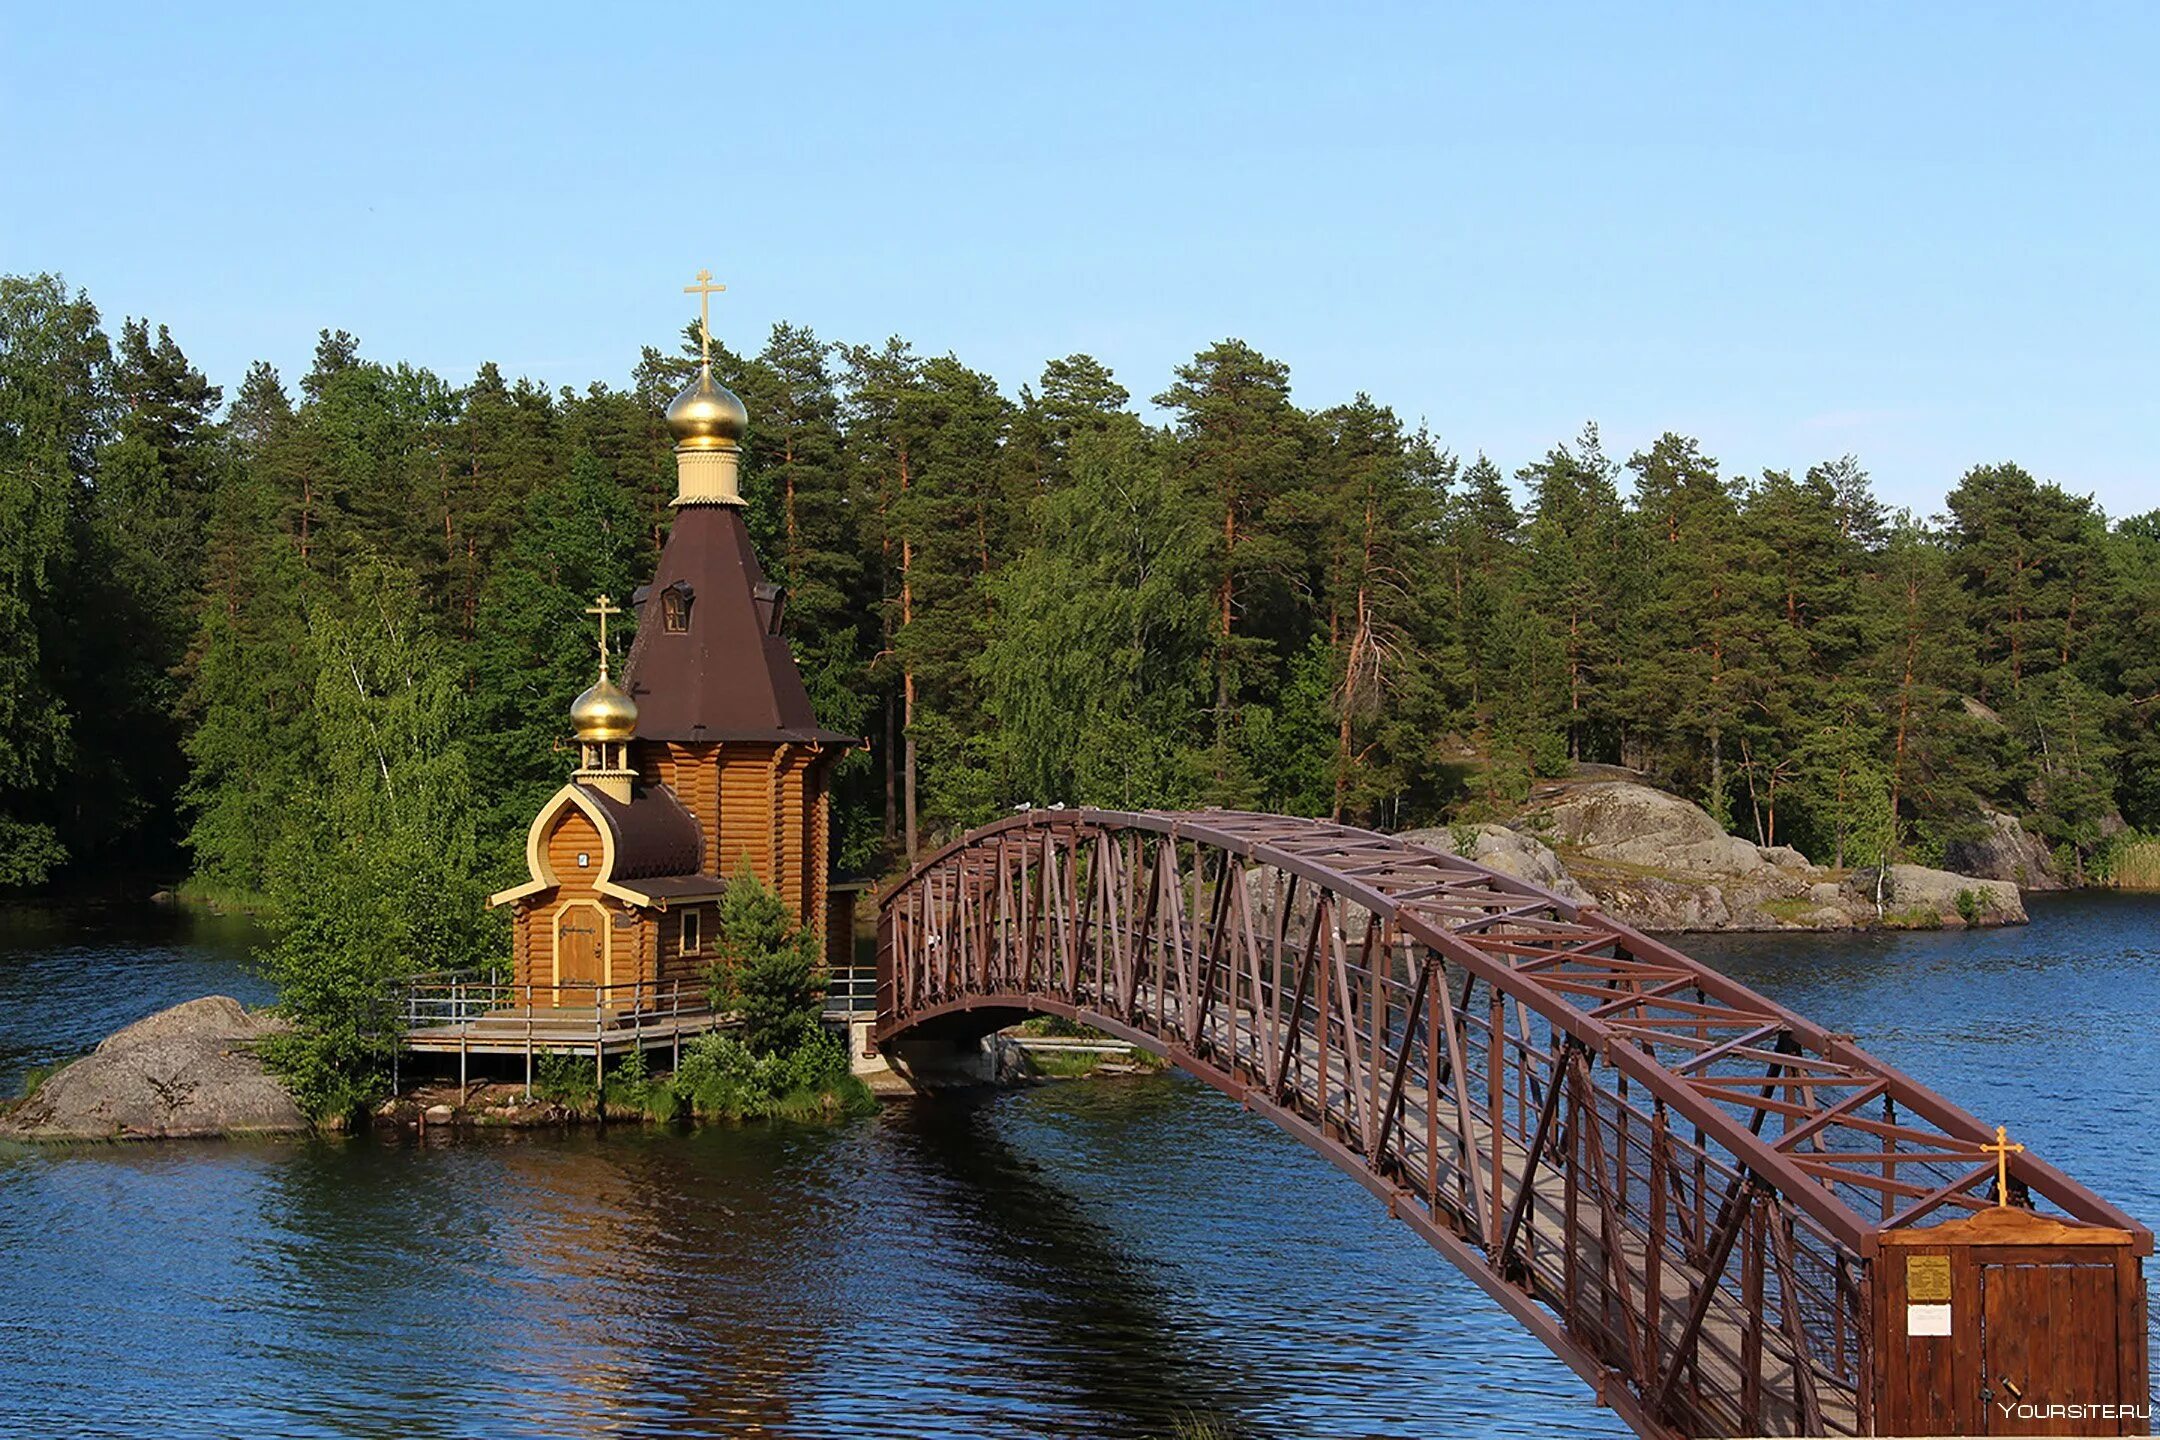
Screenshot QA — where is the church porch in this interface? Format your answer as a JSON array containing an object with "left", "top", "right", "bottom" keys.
[{"left": 398, "top": 974, "right": 735, "bottom": 1090}]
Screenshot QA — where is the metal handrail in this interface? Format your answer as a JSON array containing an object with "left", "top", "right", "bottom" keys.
[
  {"left": 822, "top": 965, "right": 879, "bottom": 1016},
  {"left": 399, "top": 974, "right": 717, "bottom": 1030}
]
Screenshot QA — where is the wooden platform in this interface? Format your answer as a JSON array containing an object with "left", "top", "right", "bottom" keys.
[
  {"left": 402, "top": 1005, "right": 732, "bottom": 1059},
  {"left": 397, "top": 974, "right": 739, "bottom": 1078}
]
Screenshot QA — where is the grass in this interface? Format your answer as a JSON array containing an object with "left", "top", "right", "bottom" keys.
[
  {"left": 15, "top": 1058, "right": 72, "bottom": 1102},
  {"left": 1549, "top": 847, "right": 1687, "bottom": 884},
  {"left": 1027, "top": 1049, "right": 1114, "bottom": 1079},
  {"left": 1025, "top": 1045, "right": 1167, "bottom": 1079},
  {"left": 1882, "top": 905, "right": 1944, "bottom": 930},
  {"left": 2104, "top": 836, "right": 2160, "bottom": 889},
  {"left": 1757, "top": 897, "right": 1822, "bottom": 924},
  {"left": 1016, "top": 1014, "right": 1106, "bottom": 1039},
  {"left": 170, "top": 877, "right": 272, "bottom": 912}
]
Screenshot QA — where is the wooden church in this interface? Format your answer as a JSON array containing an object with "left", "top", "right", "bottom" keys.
[{"left": 485, "top": 274, "right": 857, "bottom": 1007}]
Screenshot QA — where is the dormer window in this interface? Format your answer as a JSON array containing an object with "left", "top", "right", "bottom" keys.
[
  {"left": 754, "top": 581, "right": 787, "bottom": 636},
  {"left": 662, "top": 587, "right": 691, "bottom": 633}
]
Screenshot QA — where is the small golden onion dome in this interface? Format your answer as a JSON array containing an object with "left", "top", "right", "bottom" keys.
[
  {"left": 570, "top": 673, "right": 638, "bottom": 742},
  {"left": 665, "top": 367, "right": 748, "bottom": 449}
]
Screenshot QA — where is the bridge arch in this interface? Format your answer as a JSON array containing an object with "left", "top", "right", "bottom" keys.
[{"left": 875, "top": 810, "right": 2149, "bottom": 1438}]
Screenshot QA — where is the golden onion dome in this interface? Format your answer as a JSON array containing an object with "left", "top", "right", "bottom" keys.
[
  {"left": 665, "top": 367, "right": 748, "bottom": 449},
  {"left": 570, "top": 673, "right": 638, "bottom": 742}
]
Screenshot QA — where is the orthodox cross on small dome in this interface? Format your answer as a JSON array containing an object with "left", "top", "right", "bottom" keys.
[
  {"left": 1982, "top": 1124, "right": 2024, "bottom": 1206},
  {"left": 585, "top": 594, "right": 622, "bottom": 676},
  {"left": 683, "top": 267, "right": 726, "bottom": 369}
]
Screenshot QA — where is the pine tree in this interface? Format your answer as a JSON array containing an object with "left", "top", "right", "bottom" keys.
[
  {"left": 1625, "top": 433, "right": 1762, "bottom": 823},
  {"left": 1439, "top": 454, "right": 1522, "bottom": 713},
  {"left": 1298, "top": 396, "right": 1448, "bottom": 820},
  {"left": 2091, "top": 511, "right": 2160, "bottom": 829},
  {"left": 1869, "top": 518, "right": 1997, "bottom": 859},
  {"left": 70, "top": 319, "right": 226, "bottom": 873},
  {"left": 893, "top": 354, "right": 1016, "bottom": 833},
  {"left": 1154, "top": 340, "right": 1309, "bottom": 787},
  {"left": 1522, "top": 424, "right": 1631, "bottom": 767},
  {"left": 1943, "top": 463, "right": 2104, "bottom": 702},
  {"left": 2017, "top": 671, "right": 2118, "bottom": 879},
  {"left": 841, "top": 337, "right": 927, "bottom": 860}
]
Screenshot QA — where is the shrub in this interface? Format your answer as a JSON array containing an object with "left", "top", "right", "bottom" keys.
[
  {"left": 1018, "top": 1014, "right": 1102, "bottom": 1039},
  {"left": 1954, "top": 888, "right": 1982, "bottom": 925},
  {"left": 706, "top": 862, "right": 827, "bottom": 1055},
  {"left": 534, "top": 1051, "right": 598, "bottom": 1106},
  {"left": 666, "top": 1027, "right": 870, "bottom": 1122},
  {"left": 643, "top": 1085, "right": 682, "bottom": 1124},
  {"left": 259, "top": 1026, "right": 392, "bottom": 1123}
]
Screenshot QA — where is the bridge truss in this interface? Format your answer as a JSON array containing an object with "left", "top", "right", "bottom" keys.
[{"left": 874, "top": 810, "right": 2149, "bottom": 1439}]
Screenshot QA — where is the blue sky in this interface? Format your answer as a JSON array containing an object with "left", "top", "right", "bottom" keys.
[{"left": 5, "top": 3, "right": 2154, "bottom": 518}]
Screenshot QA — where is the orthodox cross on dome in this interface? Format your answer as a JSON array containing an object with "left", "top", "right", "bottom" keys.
[
  {"left": 585, "top": 594, "right": 622, "bottom": 677},
  {"left": 683, "top": 267, "right": 726, "bottom": 369},
  {"left": 1982, "top": 1124, "right": 2025, "bottom": 1206}
]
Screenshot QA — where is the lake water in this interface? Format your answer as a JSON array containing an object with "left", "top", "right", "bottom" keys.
[{"left": 0, "top": 894, "right": 2154, "bottom": 1438}]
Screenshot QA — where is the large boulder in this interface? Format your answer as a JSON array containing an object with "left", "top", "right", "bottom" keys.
[
  {"left": 1539, "top": 782, "right": 1768, "bottom": 875},
  {"left": 1939, "top": 809, "right": 2064, "bottom": 890},
  {"left": 1880, "top": 866, "right": 2027, "bottom": 926},
  {"left": 0, "top": 996, "right": 306, "bottom": 1141},
  {"left": 1396, "top": 822, "right": 1592, "bottom": 904}
]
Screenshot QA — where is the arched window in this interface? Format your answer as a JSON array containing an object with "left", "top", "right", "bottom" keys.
[{"left": 662, "top": 587, "right": 691, "bottom": 632}]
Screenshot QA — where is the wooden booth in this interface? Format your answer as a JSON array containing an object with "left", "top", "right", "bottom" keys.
[{"left": 1874, "top": 1206, "right": 2150, "bottom": 1436}]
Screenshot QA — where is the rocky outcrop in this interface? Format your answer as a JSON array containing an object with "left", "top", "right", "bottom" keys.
[
  {"left": 1395, "top": 782, "right": 2026, "bottom": 933},
  {"left": 0, "top": 996, "right": 306, "bottom": 1141},
  {"left": 1880, "top": 865, "right": 2024, "bottom": 925},
  {"left": 1940, "top": 809, "right": 2065, "bottom": 890},
  {"left": 1397, "top": 822, "right": 1592, "bottom": 904},
  {"left": 1540, "top": 783, "right": 1771, "bottom": 878}
]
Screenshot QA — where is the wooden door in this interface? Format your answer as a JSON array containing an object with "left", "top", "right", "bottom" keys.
[
  {"left": 555, "top": 904, "right": 605, "bottom": 1004},
  {"left": 1979, "top": 1258, "right": 2126, "bottom": 1435}
]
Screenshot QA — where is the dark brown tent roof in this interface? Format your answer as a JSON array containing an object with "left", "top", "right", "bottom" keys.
[
  {"left": 577, "top": 782, "right": 704, "bottom": 880},
  {"left": 621, "top": 505, "right": 856, "bottom": 746}
]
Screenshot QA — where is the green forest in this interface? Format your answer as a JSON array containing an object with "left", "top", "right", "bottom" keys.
[{"left": 7, "top": 270, "right": 2158, "bottom": 953}]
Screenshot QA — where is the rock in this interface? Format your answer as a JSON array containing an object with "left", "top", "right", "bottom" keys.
[
  {"left": 1397, "top": 823, "right": 1592, "bottom": 904},
  {"left": 424, "top": 1103, "right": 455, "bottom": 1123},
  {"left": 0, "top": 996, "right": 305, "bottom": 1141},
  {"left": 1456, "top": 779, "right": 2032, "bottom": 934},
  {"left": 1540, "top": 783, "right": 1766, "bottom": 877},
  {"left": 1940, "top": 809, "right": 2064, "bottom": 890},
  {"left": 1883, "top": 865, "right": 2026, "bottom": 926}
]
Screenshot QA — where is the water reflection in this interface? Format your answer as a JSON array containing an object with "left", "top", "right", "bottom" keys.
[{"left": 869, "top": 1093, "right": 1256, "bottom": 1438}]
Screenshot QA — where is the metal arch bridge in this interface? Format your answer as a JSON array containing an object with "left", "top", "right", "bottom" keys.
[{"left": 873, "top": 809, "right": 2152, "bottom": 1440}]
